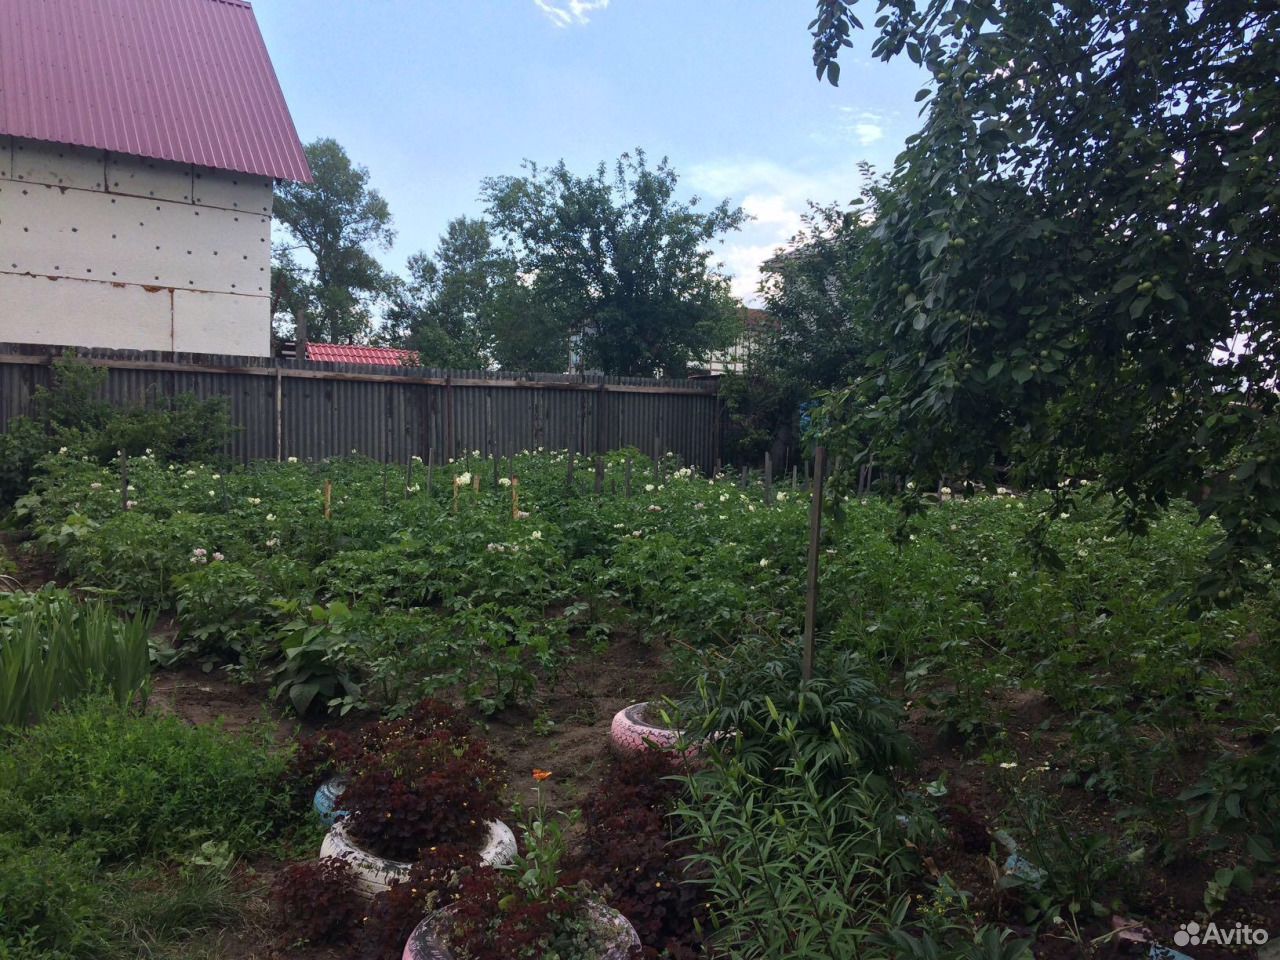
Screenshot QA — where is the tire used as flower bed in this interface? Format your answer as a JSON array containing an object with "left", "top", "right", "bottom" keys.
[
  {"left": 320, "top": 817, "right": 517, "bottom": 901},
  {"left": 401, "top": 899, "right": 640, "bottom": 960},
  {"left": 610, "top": 701, "right": 687, "bottom": 756}
]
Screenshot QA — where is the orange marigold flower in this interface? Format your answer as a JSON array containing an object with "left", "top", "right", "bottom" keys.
[{"left": 532, "top": 768, "right": 552, "bottom": 781}]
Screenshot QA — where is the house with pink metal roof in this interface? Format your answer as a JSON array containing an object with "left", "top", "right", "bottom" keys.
[{"left": 0, "top": 0, "right": 310, "bottom": 357}]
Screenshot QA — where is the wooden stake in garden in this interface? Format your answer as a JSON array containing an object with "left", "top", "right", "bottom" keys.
[
  {"left": 511, "top": 477, "right": 520, "bottom": 519},
  {"left": 624, "top": 457, "right": 633, "bottom": 498},
  {"left": 323, "top": 480, "right": 333, "bottom": 521},
  {"left": 764, "top": 452, "right": 773, "bottom": 504},
  {"left": 566, "top": 450, "right": 576, "bottom": 492},
  {"left": 406, "top": 455, "right": 414, "bottom": 499},
  {"left": 594, "top": 456, "right": 604, "bottom": 495},
  {"left": 802, "top": 445, "right": 827, "bottom": 683},
  {"left": 119, "top": 452, "right": 129, "bottom": 511},
  {"left": 452, "top": 474, "right": 460, "bottom": 514},
  {"left": 426, "top": 448, "right": 434, "bottom": 495}
]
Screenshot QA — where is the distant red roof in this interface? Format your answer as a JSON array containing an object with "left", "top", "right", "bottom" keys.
[
  {"left": 306, "top": 343, "right": 419, "bottom": 367},
  {"left": 0, "top": 0, "right": 311, "bottom": 182}
]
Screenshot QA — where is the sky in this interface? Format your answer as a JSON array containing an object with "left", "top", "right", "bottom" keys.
[{"left": 253, "top": 0, "right": 929, "bottom": 305}]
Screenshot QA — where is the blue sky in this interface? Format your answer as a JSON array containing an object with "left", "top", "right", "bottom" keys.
[{"left": 255, "top": 0, "right": 928, "bottom": 304}]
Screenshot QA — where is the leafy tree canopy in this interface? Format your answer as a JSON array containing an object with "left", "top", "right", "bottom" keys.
[
  {"left": 808, "top": 0, "right": 1279, "bottom": 606},
  {"left": 381, "top": 217, "right": 569, "bottom": 372},
  {"left": 273, "top": 138, "right": 396, "bottom": 344},
  {"left": 482, "top": 150, "right": 747, "bottom": 377}
]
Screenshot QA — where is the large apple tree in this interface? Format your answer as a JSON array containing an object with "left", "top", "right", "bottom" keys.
[{"left": 809, "top": 0, "right": 1279, "bottom": 606}]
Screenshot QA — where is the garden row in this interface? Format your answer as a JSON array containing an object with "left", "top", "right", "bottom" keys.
[{"left": 7, "top": 447, "right": 1280, "bottom": 956}]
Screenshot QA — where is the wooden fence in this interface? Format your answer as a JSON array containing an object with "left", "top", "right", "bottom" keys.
[{"left": 0, "top": 343, "right": 722, "bottom": 472}]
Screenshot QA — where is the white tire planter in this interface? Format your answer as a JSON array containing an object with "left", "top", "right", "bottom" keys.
[
  {"left": 402, "top": 899, "right": 640, "bottom": 960},
  {"left": 320, "top": 818, "right": 517, "bottom": 901},
  {"left": 610, "top": 701, "right": 687, "bottom": 756}
]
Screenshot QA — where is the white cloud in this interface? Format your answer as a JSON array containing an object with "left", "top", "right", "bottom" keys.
[
  {"left": 535, "top": 0, "right": 609, "bottom": 27},
  {"left": 688, "top": 157, "right": 868, "bottom": 304},
  {"left": 853, "top": 122, "right": 884, "bottom": 145}
]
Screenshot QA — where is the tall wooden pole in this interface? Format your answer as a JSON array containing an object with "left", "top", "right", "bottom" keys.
[{"left": 802, "top": 445, "right": 827, "bottom": 683}]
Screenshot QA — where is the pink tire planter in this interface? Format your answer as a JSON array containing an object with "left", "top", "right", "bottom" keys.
[
  {"left": 610, "top": 701, "right": 688, "bottom": 757},
  {"left": 402, "top": 900, "right": 640, "bottom": 960},
  {"left": 319, "top": 818, "right": 517, "bottom": 901}
]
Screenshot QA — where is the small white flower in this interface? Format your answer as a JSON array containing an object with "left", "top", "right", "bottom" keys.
[
  {"left": 406, "top": 484, "right": 421, "bottom": 493},
  {"left": 949, "top": 524, "right": 958, "bottom": 531},
  {"left": 90, "top": 482, "right": 102, "bottom": 491},
  {"left": 498, "top": 477, "right": 512, "bottom": 487},
  {"left": 693, "top": 502, "right": 705, "bottom": 510},
  {"left": 1009, "top": 570, "right": 1019, "bottom": 579},
  {"left": 719, "top": 493, "right": 730, "bottom": 502},
  {"left": 212, "top": 552, "right": 224, "bottom": 562},
  {"left": 718, "top": 514, "right": 727, "bottom": 520},
  {"left": 472, "top": 449, "right": 481, "bottom": 458},
  {"left": 940, "top": 486, "right": 952, "bottom": 495},
  {"left": 906, "top": 481, "right": 916, "bottom": 490},
  {"left": 456, "top": 471, "right": 473, "bottom": 487},
  {"left": 531, "top": 530, "right": 542, "bottom": 540},
  {"left": 266, "top": 537, "right": 280, "bottom": 549},
  {"left": 185, "top": 469, "right": 196, "bottom": 477},
  {"left": 631, "top": 530, "right": 643, "bottom": 538},
  {"left": 287, "top": 456, "right": 298, "bottom": 464},
  {"left": 211, "top": 473, "right": 221, "bottom": 481},
  {"left": 192, "top": 548, "right": 207, "bottom": 557},
  {"left": 208, "top": 490, "right": 216, "bottom": 497},
  {"left": 645, "top": 484, "right": 655, "bottom": 493},
  {"left": 515, "top": 510, "right": 530, "bottom": 520},
  {"left": 125, "top": 500, "right": 137, "bottom": 510},
  {"left": 613, "top": 523, "right": 625, "bottom": 529},
  {"left": 776, "top": 492, "right": 787, "bottom": 502},
  {"left": 748, "top": 504, "right": 756, "bottom": 512},
  {"left": 648, "top": 505, "right": 662, "bottom": 512},
  {"left": 145, "top": 448, "right": 153, "bottom": 456},
  {"left": 999, "top": 761, "right": 1018, "bottom": 770},
  {"left": 759, "top": 558, "right": 769, "bottom": 568},
  {"left": 126, "top": 484, "right": 135, "bottom": 492},
  {"left": 248, "top": 497, "right": 261, "bottom": 506},
  {"left": 412, "top": 455, "right": 423, "bottom": 463}
]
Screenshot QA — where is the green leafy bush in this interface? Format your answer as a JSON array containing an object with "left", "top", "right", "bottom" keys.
[{"left": 0, "top": 698, "right": 291, "bottom": 861}]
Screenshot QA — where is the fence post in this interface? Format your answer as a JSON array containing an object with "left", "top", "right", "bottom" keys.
[
  {"left": 274, "top": 365, "right": 283, "bottom": 462},
  {"left": 802, "top": 445, "right": 827, "bottom": 683}
]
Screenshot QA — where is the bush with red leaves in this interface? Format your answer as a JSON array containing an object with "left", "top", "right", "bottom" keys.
[
  {"left": 271, "top": 857, "right": 362, "bottom": 946},
  {"left": 341, "top": 727, "right": 503, "bottom": 862},
  {"left": 438, "top": 868, "right": 636, "bottom": 960},
  {"left": 355, "top": 844, "right": 478, "bottom": 960},
  {"left": 572, "top": 752, "right": 709, "bottom": 959},
  {"left": 285, "top": 699, "right": 505, "bottom": 862}
]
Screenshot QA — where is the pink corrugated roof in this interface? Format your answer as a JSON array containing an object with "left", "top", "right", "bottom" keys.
[
  {"left": 0, "top": 0, "right": 311, "bottom": 182},
  {"left": 306, "top": 343, "right": 420, "bottom": 367}
]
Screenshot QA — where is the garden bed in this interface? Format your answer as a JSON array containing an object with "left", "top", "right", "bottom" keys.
[{"left": 4, "top": 451, "right": 1278, "bottom": 958}]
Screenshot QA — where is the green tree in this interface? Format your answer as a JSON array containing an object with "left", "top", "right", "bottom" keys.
[
  {"left": 482, "top": 150, "right": 747, "bottom": 377},
  {"left": 273, "top": 138, "right": 396, "bottom": 344},
  {"left": 722, "top": 200, "right": 874, "bottom": 465},
  {"left": 808, "top": 1, "right": 1280, "bottom": 604},
  {"left": 382, "top": 217, "right": 565, "bottom": 371}
]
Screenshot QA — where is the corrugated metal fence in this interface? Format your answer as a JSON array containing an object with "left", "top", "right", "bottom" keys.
[{"left": 0, "top": 343, "right": 722, "bottom": 472}]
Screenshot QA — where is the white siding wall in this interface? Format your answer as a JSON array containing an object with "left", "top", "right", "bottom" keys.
[{"left": 0, "top": 136, "right": 273, "bottom": 356}]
